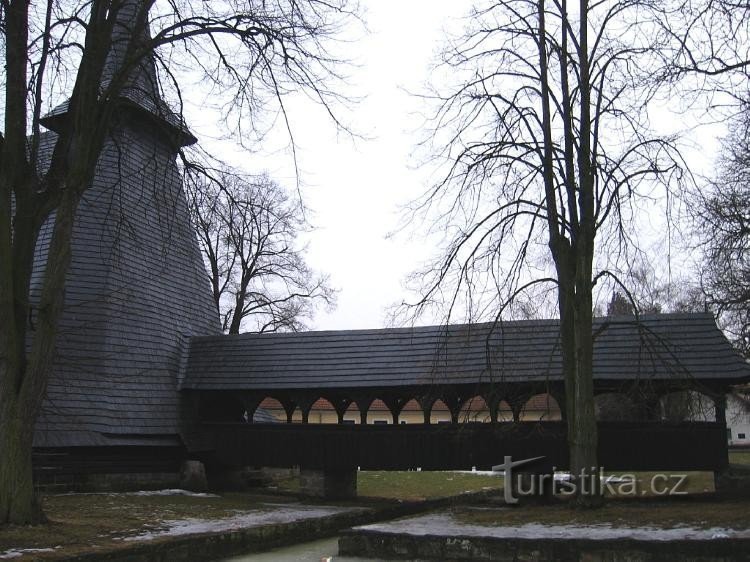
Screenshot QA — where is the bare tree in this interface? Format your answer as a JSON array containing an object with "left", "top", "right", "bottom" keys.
[
  {"left": 652, "top": 0, "right": 750, "bottom": 355},
  {"left": 658, "top": 0, "right": 750, "bottom": 89},
  {"left": 0, "top": 0, "right": 353, "bottom": 524},
  {"left": 186, "top": 169, "right": 335, "bottom": 334},
  {"left": 603, "top": 267, "right": 706, "bottom": 316},
  {"left": 606, "top": 291, "right": 636, "bottom": 316},
  {"left": 696, "top": 110, "right": 750, "bottom": 356},
  {"left": 406, "top": 0, "right": 688, "bottom": 505}
]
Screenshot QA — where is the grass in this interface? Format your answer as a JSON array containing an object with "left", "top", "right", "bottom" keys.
[
  {"left": 271, "top": 446, "right": 750, "bottom": 501},
  {"left": 730, "top": 449, "right": 750, "bottom": 466},
  {"left": 599, "top": 471, "right": 714, "bottom": 497},
  {"left": 272, "top": 470, "right": 502, "bottom": 501},
  {"left": 0, "top": 492, "right": 280, "bottom": 559},
  {"left": 274, "top": 470, "right": 715, "bottom": 500},
  {"left": 273, "top": 469, "right": 716, "bottom": 502},
  {"left": 0, "top": 463, "right": 745, "bottom": 559},
  {"left": 358, "top": 471, "right": 501, "bottom": 501}
]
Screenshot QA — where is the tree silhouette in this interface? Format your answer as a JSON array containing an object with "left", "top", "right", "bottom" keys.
[
  {"left": 406, "top": 0, "right": 689, "bottom": 505},
  {"left": 0, "top": 0, "right": 354, "bottom": 524}
]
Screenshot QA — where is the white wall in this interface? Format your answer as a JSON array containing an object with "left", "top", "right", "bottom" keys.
[{"left": 728, "top": 393, "right": 750, "bottom": 447}]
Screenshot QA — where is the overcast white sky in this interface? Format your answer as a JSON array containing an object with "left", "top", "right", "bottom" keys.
[
  {"left": 304, "top": 1, "right": 485, "bottom": 331},
  {"left": 276, "top": 0, "right": 464, "bottom": 331},
  {"left": 188, "top": 0, "right": 725, "bottom": 332},
  {"left": 190, "top": 0, "right": 471, "bottom": 331}
]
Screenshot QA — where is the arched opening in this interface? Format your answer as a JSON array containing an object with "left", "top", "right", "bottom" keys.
[
  {"left": 430, "top": 399, "right": 451, "bottom": 424},
  {"left": 497, "top": 400, "right": 513, "bottom": 422},
  {"left": 595, "top": 392, "right": 639, "bottom": 421},
  {"left": 258, "top": 397, "right": 290, "bottom": 423},
  {"left": 459, "top": 395, "right": 491, "bottom": 423},
  {"left": 343, "top": 402, "right": 360, "bottom": 424},
  {"left": 306, "top": 397, "right": 337, "bottom": 424},
  {"left": 366, "top": 399, "right": 392, "bottom": 424},
  {"left": 660, "top": 390, "right": 716, "bottom": 422},
  {"left": 290, "top": 406, "right": 303, "bottom": 423},
  {"left": 252, "top": 402, "right": 279, "bottom": 423},
  {"left": 520, "top": 393, "right": 561, "bottom": 421},
  {"left": 398, "top": 399, "right": 422, "bottom": 424}
]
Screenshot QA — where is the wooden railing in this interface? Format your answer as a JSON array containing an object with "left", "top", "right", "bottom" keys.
[{"left": 205, "top": 421, "right": 728, "bottom": 472}]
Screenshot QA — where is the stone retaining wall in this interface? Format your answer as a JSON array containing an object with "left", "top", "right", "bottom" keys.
[
  {"left": 339, "top": 529, "right": 750, "bottom": 561},
  {"left": 56, "top": 490, "right": 495, "bottom": 561}
]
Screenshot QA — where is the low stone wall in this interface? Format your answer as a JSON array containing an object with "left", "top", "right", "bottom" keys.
[
  {"left": 62, "top": 510, "right": 362, "bottom": 562},
  {"left": 55, "top": 490, "right": 495, "bottom": 561},
  {"left": 339, "top": 530, "right": 750, "bottom": 562},
  {"left": 299, "top": 469, "right": 357, "bottom": 499}
]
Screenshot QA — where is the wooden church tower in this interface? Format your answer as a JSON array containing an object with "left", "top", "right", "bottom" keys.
[{"left": 30, "top": 1, "right": 219, "bottom": 480}]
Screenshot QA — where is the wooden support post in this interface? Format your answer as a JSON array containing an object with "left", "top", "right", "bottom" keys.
[
  {"left": 486, "top": 394, "right": 500, "bottom": 424},
  {"left": 419, "top": 397, "right": 434, "bottom": 424},
  {"left": 280, "top": 399, "right": 297, "bottom": 424},
  {"left": 383, "top": 396, "right": 408, "bottom": 425},
  {"left": 355, "top": 397, "right": 374, "bottom": 425},
  {"left": 714, "top": 394, "right": 727, "bottom": 425},
  {"left": 290, "top": 393, "right": 317, "bottom": 424},
  {"left": 329, "top": 396, "right": 352, "bottom": 424},
  {"left": 239, "top": 393, "right": 263, "bottom": 424},
  {"left": 508, "top": 396, "right": 525, "bottom": 422},
  {"left": 442, "top": 394, "right": 465, "bottom": 424}
]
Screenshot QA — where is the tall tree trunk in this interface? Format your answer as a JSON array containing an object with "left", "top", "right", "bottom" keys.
[
  {"left": 0, "top": 191, "right": 79, "bottom": 524},
  {"left": 569, "top": 289, "right": 600, "bottom": 505},
  {"left": 0, "top": 396, "right": 44, "bottom": 524},
  {"left": 557, "top": 247, "right": 600, "bottom": 506}
]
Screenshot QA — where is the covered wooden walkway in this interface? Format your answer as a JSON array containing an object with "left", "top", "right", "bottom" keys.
[{"left": 180, "top": 313, "right": 749, "bottom": 485}]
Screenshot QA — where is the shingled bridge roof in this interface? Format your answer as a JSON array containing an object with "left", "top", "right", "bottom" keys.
[{"left": 183, "top": 313, "right": 750, "bottom": 391}]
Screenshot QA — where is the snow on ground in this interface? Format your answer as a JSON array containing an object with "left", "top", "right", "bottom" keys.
[
  {"left": 126, "top": 489, "right": 219, "bottom": 498},
  {"left": 123, "top": 503, "right": 362, "bottom": 541},
  {"left": 453, "top": 470, "right": 629, "bottom": 484},
  {"left": 52, "top": 489, "right": 219, "bottom": 498},
  {"left": 354, "top": 513, "right": 750, "bottom": 541},
  {"left": 0, "top": 547, "right": 58, "bottom": 559}
]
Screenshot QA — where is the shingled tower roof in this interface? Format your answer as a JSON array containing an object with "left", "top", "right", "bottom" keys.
[
  {"left": 32, "top": 1, "right": 218, "bottom": 448},
  {"left": 40, "top": 0, "right": 196, "bottom": 146}
]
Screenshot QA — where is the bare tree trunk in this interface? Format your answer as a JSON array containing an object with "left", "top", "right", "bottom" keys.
[
  {"left": 570, "top": 292, "right": 600, "bottom": 505},
  {"left": 0, "top": 191, "right": 79, "bottom": 524},
  {"left": 557, "top": 259, "right": 600, "bottom": 505},
  {"left": 0, "top": 398, "right": 44, "bottom": 524}
]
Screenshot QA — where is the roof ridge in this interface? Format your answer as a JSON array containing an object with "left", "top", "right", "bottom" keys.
[{"left": 188, "top": 311, "right": 715, "bottom": 342}]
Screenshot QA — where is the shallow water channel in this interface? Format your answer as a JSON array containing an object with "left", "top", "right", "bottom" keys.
[{"left": 223, "top": 537, "right": 379, "bottom": 561}]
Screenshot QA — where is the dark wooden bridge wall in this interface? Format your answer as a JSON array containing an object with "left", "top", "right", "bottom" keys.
[
  {"left": 32, "top": 446, "right": 185, "bottom": 487},
  {"left": 206, "top": 421, "right": 728, "bottom": 473}
]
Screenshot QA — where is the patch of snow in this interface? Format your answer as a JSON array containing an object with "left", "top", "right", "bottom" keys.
[
  {"left": 712, "top": 532, "right": 730, "bottom": 539},
  {"left": 127, "top": 489, "right": 219, "bottom": 498},
  {"left": 0, "top": 548, "right": 56, "bottom": 559},
  {"left": 124, "top": 504, "right": 361, "bottom": 541},
  {"left": 354, "top": 513, "right": 750, "bottom": 542},
  {"left": 551, "top": 472, "right": 632, "bottom": 484},
  {"left": 453, "top": 470, "right": 629, "bottom": 485},
  {"left": 52, "top": 489, "right": 219, "bottom": 498}
]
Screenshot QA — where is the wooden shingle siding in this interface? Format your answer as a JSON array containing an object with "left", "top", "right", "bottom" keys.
[{"left": 31, "top": 113, "right": 219, "bottom": 449}]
